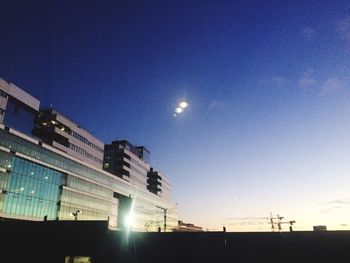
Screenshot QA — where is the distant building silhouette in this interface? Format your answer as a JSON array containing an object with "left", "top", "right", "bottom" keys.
[
  {"left": 176, "top": 220, "right": 203, "bottom": 232},
  {"left": 313, "top": 225, "right": 327, "bottom": 231}
]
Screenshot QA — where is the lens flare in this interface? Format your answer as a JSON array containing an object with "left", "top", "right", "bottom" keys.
[
  {"left": 175, "top": 107, "right": 183, "bottom": 113},
  {"left": 179, "top": 101, "right": 188, "bottom": 108},
  {"left": 125, "top": 212, "right": 134, "bottom": 228}
]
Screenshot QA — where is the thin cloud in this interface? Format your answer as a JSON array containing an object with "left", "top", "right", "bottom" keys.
[
  {"left": 208, "top": 100, "right": 226, "bottom": 112},
  {"left": 301, "top": 27, "right": 316, "bottom": 41},
  {"left": 318, "top": 198, "right": 350, "bottom": 214},
  {"left": 299, "top": 68, "right": 317, "bottom": 90},
  {"left": 318, "top": 198, "right": 350, "bottom": 206},
  {"left": 207, "top": 89, "right": 227, "bottom": 113},
  {"left": 319, "top": 77, "right": 342, "bottom": 96},
  {"left": 320, "top": 206, "right": 342, "bottom": 214},
  {"left": 322, "top": 199, "right": 350, "bottom": 205}
]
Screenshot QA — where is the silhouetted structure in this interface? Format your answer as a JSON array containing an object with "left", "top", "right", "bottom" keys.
[
  {"left": 314, "top": 225, "right": 327, "bottom": 231},
  {"left": 176, "top": 220, "right": 203, "bottom": 232},
  {"left": 1, "top": 220, "right": 350, "bottom": 263}
]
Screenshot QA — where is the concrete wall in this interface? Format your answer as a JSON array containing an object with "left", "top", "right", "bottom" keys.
[{"left": 0, "top": 78, "right": 40, "bottom": 111}]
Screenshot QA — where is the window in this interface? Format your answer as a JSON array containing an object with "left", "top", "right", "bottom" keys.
[{"left": 0, "top": 90, "right": 8, "bottom": 98}]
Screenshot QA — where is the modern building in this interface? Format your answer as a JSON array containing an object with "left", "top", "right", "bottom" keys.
[
  {"left": 33, "top": 108, "right": 104, "bottom": 169},
  {"left": 176, "top": 220, "right": 203, "bottom": 232},
  {"left": 147, "top": 168, "right": 162, "bottom": 195},
  {"left": 313, "top": 225, "right": 327, "bottom": 231},
  {"left": 147, "top": 168, "right": 172, "bottom": 200},
  {"left": 0, "top": 78, "right": 40, "bottom": 135},
  {"left": 103, "top": 140, "right": 151, "bottom": 189},
  {"left": 103, "top": 140, "right": 173, "bottom": 199},
  {"left": 0, "top": 77, "right": 178, "bottom": 232}
]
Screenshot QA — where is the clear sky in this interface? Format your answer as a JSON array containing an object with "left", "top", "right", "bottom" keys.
[{"left": 2, "top": 0, "right": 350, "bottom": 231}]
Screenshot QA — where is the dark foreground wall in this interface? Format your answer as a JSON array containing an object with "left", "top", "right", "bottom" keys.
[{"left": 1, "top": 220, "right": 350, "bottom": 263}]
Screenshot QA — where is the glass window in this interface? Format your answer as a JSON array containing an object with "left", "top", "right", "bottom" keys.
[{"left": 1, "top": 156, "right": 63, "bottom": 220}]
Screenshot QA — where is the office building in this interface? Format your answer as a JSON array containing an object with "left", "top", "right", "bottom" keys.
[
  {"left": 0, "top": 77, "right": 178, "bottom": 231},
  {"left": 0, "top": 78, "right": 39, "bottom": 135},
  {"left": 313, "top": 225, "right": 327, "bottom": 231},
  {"left": 103, "top": 140, "right": 150, "bottom": 189},
  {"left": 147, "top": 168, "right": 172, "bottom": 200},
  {"left": 33, "top": 108, "right": 104, "bottom": 169},
  {"left": 104, "top": 140, "right": 173, "bottom": 199},
  {"left": 147, "top": 168, "right": 162, "bottom": 195},
  {"left": 176, "top": 220, "right": 203, "bottom": 232}
]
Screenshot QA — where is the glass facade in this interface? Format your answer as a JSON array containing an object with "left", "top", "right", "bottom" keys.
[
  {"left": 4, "top": 97, "right": 37, "bottom": 136},
  {"left": 59, "top": 188, "right": 111, "bottom": 219},
  {"left": 0, "top": 128, "right": 178, "bottom": 231},
  {"left": 0, "top": 156, "right": 63, "bottom": 220},
  {"left": 137, "top": 147, "right": 150, "bottom": 163}
]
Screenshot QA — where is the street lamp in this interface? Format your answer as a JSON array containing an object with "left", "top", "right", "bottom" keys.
[
  {"left": 71, "top": 210, "right": 81, "bottom": 220},
  {"left": 162, "top": 203, "right": 178, "bottom": 232}
]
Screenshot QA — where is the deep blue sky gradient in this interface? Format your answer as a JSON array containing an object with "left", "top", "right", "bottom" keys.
[{"left": 2, "top": 0, "right": 350, "bottom": 230}]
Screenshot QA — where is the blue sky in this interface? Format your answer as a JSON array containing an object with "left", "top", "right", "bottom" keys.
[{"left": 2, "top": 0, "right": 350, "bottom": 230}]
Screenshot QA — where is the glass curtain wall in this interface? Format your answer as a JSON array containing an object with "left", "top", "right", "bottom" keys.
[
  {"left": 0, "top": 156, "right": 63, "bottom": 220},
  {"left": 0, "top": 128, "right": 178, "bottom": 231}
]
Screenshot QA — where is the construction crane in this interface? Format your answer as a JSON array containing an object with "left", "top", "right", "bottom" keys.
[
  {"left": 224, "top": 212, "right": 296, "bottom": 232},
  {"left": 267, "top": 212, "right": 296, "bottom": 232}
]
